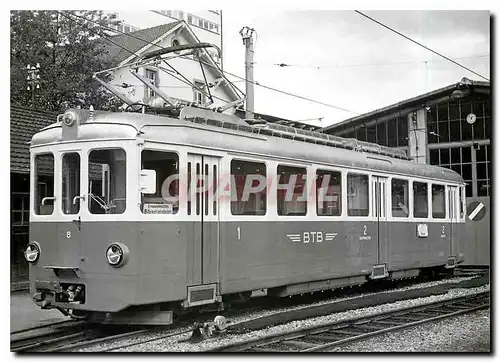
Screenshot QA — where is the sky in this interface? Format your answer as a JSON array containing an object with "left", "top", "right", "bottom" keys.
[
  {"left": 219, "top": 10, "right": 490, "bottom": 127},
  {"left": 0, "top": 4, "right": 495, "bottom": 357},
  {"left": 71, "top": 8, "right": 491, "bottom": 128}
]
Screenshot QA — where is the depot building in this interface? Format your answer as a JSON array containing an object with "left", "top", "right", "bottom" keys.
[{"left": 321, "top": 78, "right": 490, "bottom": 266}]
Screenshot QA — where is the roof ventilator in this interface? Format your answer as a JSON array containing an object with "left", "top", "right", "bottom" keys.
[{"left": 181, "top": 107, "right": 408, "bottom": 160}]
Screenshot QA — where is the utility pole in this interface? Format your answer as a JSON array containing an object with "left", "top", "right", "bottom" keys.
[
  {"left": 26, "top": 63, "right": 41, "bottom": 107},
  {"left": 239, "top": 26, "right": 255, "bottom": 119}
]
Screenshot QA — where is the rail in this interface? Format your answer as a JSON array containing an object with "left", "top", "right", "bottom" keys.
[
  {"left": 207, "top": 292, "right": 489, "bottom": 352},
  {"left": 11, "top": 321, "right": 145, "bottom": 353}
]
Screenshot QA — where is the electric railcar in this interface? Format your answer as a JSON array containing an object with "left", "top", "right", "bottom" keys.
[{"left": 27, "top": 107, "right": 466, "bottom": 324}]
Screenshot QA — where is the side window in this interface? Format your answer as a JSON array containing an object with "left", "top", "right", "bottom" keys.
[
  {"left": 231, "top": 160, "right": 267, "bottom": 215},
  {"left": 413, "top": 181, "right": 428, "bottom": 218},
  {"left": 34, "top": 153, "right": 54, "bottom": 215},
  {"left": 62, "top": 153, "right": 81, "bottom": 215},
  {"left": 316, "top": 169, "right": 341, "bottom": 216},
  {"left": 347, "top": 173, "right": 369, "bottom": 216},
  {"left": 460, "top": 186, "right": 465, "bottom": 218},
  {"left": 141, "top": 150, "right": 179, "bottom": 215},
  {"left": 145, "top": 68, "right": 158, "bottom": 99},
  {"left": 12, "top": 193, "right": 30, "bottom": 225},
  {"left": 432, "top": 184, "right": 446, "bottom": 219},
  {"left": 193, "top": 81, "right": 206, "bottom": 105},
  {"left": 391, "top": 179, "right": 409, "bottom": 217},
  {"left": 88, "top": 149, "right": 127, "bottom": 214},
  {"left": 277, "top": 165, "right": 307, "bottom": 216}
]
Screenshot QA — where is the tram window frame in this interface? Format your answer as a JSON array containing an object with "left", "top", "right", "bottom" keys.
[
  {"left": 231, "top": 159, "right": 267, "bottom": 216},
  {"left": 61, "top": 152, "right": 81, "bottom": 215},
  {"left": 277, "top": 164, "right": 307, "bottom": 216},
  {"left": 34, "top": 153, "right": 55, "bottom": 215},
  {"left": 140, "top": 150, "right": 179, "bottom": 215},
  {"left": 431, "top": 184, "right": 446, "bottom": 219},
  {"left": 413, "top": 181, "right": 429, "bottom": 218},
  {"left": 347, "top": 173, "right": 369, "bottom": 217},
  {"left": 460, "top": 186, "right": 465, "bottom": 218},
  {"left": 88, "top": 148, "right": 127, "bottom": 215},
  {"left": 316, "top": 169, "right": 342, "bottom": 216},
  {"left": 391, "top": 178, "right": 409, "bottom": 218}
]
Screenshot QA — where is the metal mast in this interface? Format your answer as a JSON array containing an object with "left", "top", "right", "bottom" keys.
[{"left": 239, "top": 26, "right": 255, "bottom": 119}]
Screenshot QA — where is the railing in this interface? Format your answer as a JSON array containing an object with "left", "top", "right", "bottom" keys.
[{"left": 185, "top": 113, "right": 409, "bottom": 160}]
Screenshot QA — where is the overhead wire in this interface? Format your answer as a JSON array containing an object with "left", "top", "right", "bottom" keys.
[
  {"left": 111, "top": 83, "right": 193, "bottom": 88},
  {"left": 354, "top": 10, "right": 490, "bottom": 81},
  {"left": 58, "top": 11, "right": 359, "bottom": 115},
  {"left": 256, "top": 54, "right": 490, "bottom": 70}
]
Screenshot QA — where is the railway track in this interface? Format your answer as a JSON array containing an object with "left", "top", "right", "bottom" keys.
[
  {"left": 454, "top": 266, "right": 489, "bottom": 277},
  {"left": 11, "top": 268, "right": 488, "bottom": 352},
  {"left": 207, "top": 291, "right": 490, "bottom": 352},
  {"left": 11, "top": 321, "right": 147, "bottom": 352},
  {"left": 11, "top": 320, "right": 87, "bottom": 352}
]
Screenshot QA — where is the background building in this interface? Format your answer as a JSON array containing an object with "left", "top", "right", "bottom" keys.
[
  {"left": 100, "top": 20, "right": 238, "bottom": 111},
  {"left": 321, "top": 78, "right": 491, "bottom": 265},
  {"left": 109, "top": 10, "right": 223, "bottom": 67},
  {"left": 11, "top": 106, "right": 57, "bottom": 290}
]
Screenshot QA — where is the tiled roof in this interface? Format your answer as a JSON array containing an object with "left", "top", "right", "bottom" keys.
[
  {"left": 11, "top": 105, "right": 58, "bottom": 174},
  {"left": 99, "top": 22, "right": 181, "bottom": 64}
]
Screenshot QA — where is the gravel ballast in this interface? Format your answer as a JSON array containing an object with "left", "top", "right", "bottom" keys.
[
  {"left": 104, "top": 284, "right": 489, "bottom": 352},
  {"left": 327, "top": 309, "right": 490, "bottom": 352}
]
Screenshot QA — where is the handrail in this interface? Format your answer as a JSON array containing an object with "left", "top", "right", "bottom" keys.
[
  {"left": 72, "top": 195, "right": 85, "bottom": 205},
  {"left": 182, "top": 113, "right": 409, "bottom": 160},
  {"left": 41, "top": 196, "right": 56, "bottom": 205}
]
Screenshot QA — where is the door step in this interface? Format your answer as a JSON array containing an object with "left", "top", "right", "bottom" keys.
[
  {"left": 370, "top": 264, "right": 388, "bottom": 279},
  {"left": 183, "top": 283, "right": 220, "bottom": 307}
]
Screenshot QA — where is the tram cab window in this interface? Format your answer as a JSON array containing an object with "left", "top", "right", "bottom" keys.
[
  {"left": 413, "top": 182, "right": 428, "bottom": 218},
  {"left": 88, "top": 149, "right": 126, "bottom": 214},
  {"left": 231, "top": 160, "right": 267, "bottom": 215},
  {"left": 391, "top": 179, "right": 409, "bottom": 217},
  {"left": 347, "top": 173, "right": 369, "bottom": 216},
  {"left": 141, "top": 150, "right": 179, "bottom": 215},
  {"left": 277, "top": 165, "right": 307, "bottom": 216},
  {"left": 316, "top": 170, "right": 341, "bottom": 216},
  {"left": 431, "top": 184, "right": 446, "bottom": 219},
  {"left": 34, "top": 153, "right": 54, "bottom": 215},
  {"left": 460, "top": 186, "right": 465, "bottom": 218},
  {"left": 62, "top": 153, "right": 81, "bottom": 215}
]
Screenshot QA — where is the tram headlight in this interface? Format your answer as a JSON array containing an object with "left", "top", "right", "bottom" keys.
[
  {"left": 105, "top": 243, "right": 129, "bottom": 267},
  {"left": 24, "top": 243, "right": 40, "bottom": 263},
  {"left": 62, "top": 110, "right": 78, "bottom": 127}
]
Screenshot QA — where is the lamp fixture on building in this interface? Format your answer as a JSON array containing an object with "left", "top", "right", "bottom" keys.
[
  {"left": 451, "top": 89, "right": 465, "bottom": 99},
  {"left": 451, "top": 77, "right": 473, "bottom": 100},
  {"left": 26, "top": 63, "right": 41, "bottom": 106}
]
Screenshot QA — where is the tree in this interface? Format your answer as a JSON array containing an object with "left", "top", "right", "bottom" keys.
[{"left": 10, "top": 10, "right": 121, "bottom": 111}]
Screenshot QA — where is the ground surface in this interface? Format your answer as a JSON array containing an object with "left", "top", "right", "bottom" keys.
[
  {"left": 327, "top": 309, "right": 490, "bottom": 352},
  {"left": 231, "top": 273, "right": 489, "bottom": 333},
  {"left": 10, "top": 291, "right": 68, "bottom": 333},
  {"left": 11, "top": 274, "right": 490, "bottom": 353}
]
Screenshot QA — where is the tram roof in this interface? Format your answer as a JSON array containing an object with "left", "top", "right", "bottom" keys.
[{"left": 31, "top": 109, "right": 464, "bottom": 184}]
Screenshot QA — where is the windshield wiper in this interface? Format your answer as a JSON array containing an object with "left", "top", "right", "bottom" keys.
[{"left": 88, "top": 193, "right": 110, "bottom": 211}]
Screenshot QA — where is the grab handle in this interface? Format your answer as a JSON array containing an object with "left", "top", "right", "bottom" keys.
[
  {"left": 41, "top": 196, "right": 56, "bottom": 205},
  {"left": 72, "top": 195, "right": 85, "bottom": 205}
]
